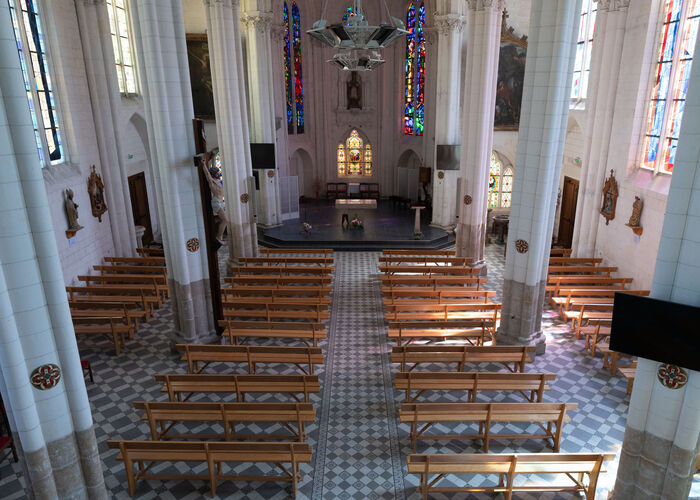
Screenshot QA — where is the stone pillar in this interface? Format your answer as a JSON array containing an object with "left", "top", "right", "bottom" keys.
[
  {"left": 130, "top": 0, "right": 215, "bottom": 343},
  {"left": 496, "top": 0, "right": 581, "bottom": 352},
  {"left": 74, "top": 0, "right": 137, "bottom": 256},
  {"left": 203, "top": 0, "right": 258, "bottom": 262},
  {"left": 455, "top": 0, "right": 504, "bottom": 268},
  {"left": 430, "top": 0, "right": 465, "bottom": 230},
  {"left": 242, "top": 0, "right": 282, "bottom": 227},
  {"left": 611, "top": 21, "right": 700, "bottom": 499},
  {"left": 571, "top": 0, "right": 629, "bottom": 257},
  {"left": 0, "top": 4, "right": 106, "bottom": 497}
]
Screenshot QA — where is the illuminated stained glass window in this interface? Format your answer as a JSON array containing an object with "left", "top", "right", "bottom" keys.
[
  {"left": 488, "top": 152, "right": 513, "bottom": 208},
  {"left": 106, "top": 0, "right": 138, "bottom": 94},
  {"left": 337, "top": 130, "right": 372, "bottom": 177},
  {"left": 283, "top": 3, "right": 293, "bottom": 133},
  {"left": 283, "top": 2, "right": 304, "bottom": 134},
  {"left": 8, "top": 0, "right": 64, "bottom": 167},
  {"left": 404, "top": 2, "right": 425, "bottom": 135},
  {"left": 571, "top": 0, "right": 596, "bottom": 105},
  {"left": 292, "top": 2, "right": 304, "bottom": 133},
  {"left": 641, "top": 0, "right": 700, "bottom": 173}
]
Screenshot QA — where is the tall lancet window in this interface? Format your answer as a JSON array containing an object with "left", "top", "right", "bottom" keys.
[
  {"left": 337, "top": 130, "right": 372, "bottom": 177},
  {"left": 404, "top": 1, "right": 425, "bottom": 136},
  {"left": 489, "top": 152, "right": 513, "bottom": 209},
  {"left": 106, "top": 0, "right": 138, "bottom": 94},
  {"left": 8, "top": 0, "right": 65, "bottom": 167},
  {"left": 570, "top": 0, "right": 597, "bottom": 107},
  {"left": 641, "top": 0, "right": 700, "bottom": 173},
  {"left": 283, "top": 1, "right": 304, "bottom": 134}
]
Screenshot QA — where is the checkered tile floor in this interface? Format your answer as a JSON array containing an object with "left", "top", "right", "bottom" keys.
[{"left": 1, "top": 243, "right": 698, "bottom": 499}]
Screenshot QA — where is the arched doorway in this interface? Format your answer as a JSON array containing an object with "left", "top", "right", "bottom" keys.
[
  {"left": 396, "top": 149, "right": 422, "bottom": 200},
  {"left": 290, "top": 148, "right": 314, "bottom": 199},
  {"left": 126, "top": 113, "right": 160, "bottom": 244}
]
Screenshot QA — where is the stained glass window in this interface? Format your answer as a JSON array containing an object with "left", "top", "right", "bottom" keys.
[
  {"left": 641, "top": 0, "right": 700, "bottom": 173},
  {"left": 106, "top": 0, "right": 138, "bottom": 94},
  {"left": 337, "top": 130, "right": 372, "bottom": 177},
  {"left": 283, "top": 3, "right": 293, "bottom": 133},
  {"left": 571, "top": 0, "right": 596, "bottom": 105},
  {"left": 292, "top": 2, "right": 304, "bottom": 133},
  {"left": 404, "top": 2, "right": 425, "bottom": 136},
  {"left": 8, "top": 0, "right": 64, "bottom": 167},
  {"left": 283, "top": 2, "right": 304, "bottom": 134},
  {"left": 488, "top": 152, "right": 512, "bottom": 208}
]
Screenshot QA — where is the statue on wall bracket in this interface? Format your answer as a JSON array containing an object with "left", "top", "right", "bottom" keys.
[
  {"left": 65, "top": 188, "right": 84, "bottom": 238},
  {"left": 347, "top": 71, "right": 362, "bottom": 110},
  {"left": 600, "top": 170, "right": 618, "bottom": 225},
  {"left": 88, "top": 165, "right": 107, "bottom": 222},
  {"left": 626, "top": 195, "right": 643, "bottom": 236}
]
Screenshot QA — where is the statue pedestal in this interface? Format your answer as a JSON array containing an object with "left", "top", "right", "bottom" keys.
[
  {"left": 135, "top": 225, "right": 146, "bottom": 248},
  {"left": 412, "top": 206, "right": 425, "bottom": 234}
]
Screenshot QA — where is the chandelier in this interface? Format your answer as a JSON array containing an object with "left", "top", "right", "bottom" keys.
[{"left": 308, "top": 0, "right": 407, "bottom": 70}]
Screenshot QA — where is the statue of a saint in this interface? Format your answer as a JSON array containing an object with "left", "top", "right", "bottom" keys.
[
  {"left": 627, "top": 196, "right": 643, "bottom": 227},
  {"left": 201, "top": 156, "right": 229, "bottom": 251},
  {"left": 65, "top": 189, "right": 83, "bottom": 231},
  {"left": 347, "top": 71, "right": 362, "bottom": 110}
]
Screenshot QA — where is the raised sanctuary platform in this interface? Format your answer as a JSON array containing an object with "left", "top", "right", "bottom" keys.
[{"left": 259, "top": 200, "right": 455, "bottom": 251}]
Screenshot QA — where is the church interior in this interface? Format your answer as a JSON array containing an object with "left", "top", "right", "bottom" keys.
[{"left": 1, "top": 0, "right": 700, "bottom": 498}]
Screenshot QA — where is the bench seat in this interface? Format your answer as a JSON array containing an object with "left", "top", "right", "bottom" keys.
[
  {"left": 72, "top": 316, "right": 129, "bottom": 355},
  {"left": 220, "top": 320, "right": 327, "bottom": 347},
  {"left": 391, "top": 345, "right": 535, "bottom": 373}
]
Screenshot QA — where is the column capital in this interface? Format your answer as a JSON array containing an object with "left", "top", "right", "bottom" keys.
[
  {"left": 203, "top": 0, "right": 240, "bottom": 8},
  {"left": 433, "top": 13, "right": 466, "bottom": 35},
  {"left": 466, "top": 0, "right": 505, "bottom": 12},
  {"left": 596, "top": 0, "right": 630, "bottom": 11},
  {"left": 242, "top": 10, "right": 274, "bottom": 30},
  {"left": 78, "top": 0, "right": 106, "bottom": 5}
]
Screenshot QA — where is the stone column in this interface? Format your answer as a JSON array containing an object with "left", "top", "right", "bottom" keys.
[
  {"left": 242, "top": 0, "right": 282, "bottom": 227},
  {"left": 430, "top": 0, "right": 465, "bottom": 230},
  {"left": 455, "top": 0, "right": 504, "bottom": 269},
  {"left": 0, "top": 4, "right": 106, "bottom": 497},
  {"left": 611, "top": 22, "right": 700, "bottom": 499},
  {"left": 130, "top": 0, "right": 216, "bottom": 344},
  {"left": 203, "top": 0, "right": 258, "bottom": 262},
  {"left": 571, "top": 0, "right": 629, "bottom": 257},
  {"left": 496, "top": 0, "right": 581, "bottom": 352},
  {"left": 74, "top": 0, "right": 137, "bottom": 256}
]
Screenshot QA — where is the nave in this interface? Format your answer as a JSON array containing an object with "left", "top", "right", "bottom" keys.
[{"left": 4, "top": 245, "right": 691, "bottom": 499}]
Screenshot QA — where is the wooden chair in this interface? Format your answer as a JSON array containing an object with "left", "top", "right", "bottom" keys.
[
  {"left": 407, "top": 452, "right": 614, "bottom": 500},
  {"left": 399, "top": 402, "right": 577, "bottom": 452},
  {"left": 390, "top": 345, "right": 535, "bottom": 373},
  {"left": 394, "top": 372, "right": 556, "bottom": 403},
  {"left": 219, "top": 320, "right": 327, "bottom": 347},
  {"left": 155, "top": 373, "right": 321, "bottom": 403},
  {"left": 133, "top": 401, "right": 315, "bottom": 442},
  {"left": 176, "top": 344, "right": 324, "bottom": 375},
  {"left": 107, "top": 440, "right": 312, "bottom": 498}
]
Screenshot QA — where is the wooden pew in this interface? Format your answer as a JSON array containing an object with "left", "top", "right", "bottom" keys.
[
  {"left": 550, "top": 289, "right": 649, "bottom": 315},
  {"left": 381, "top": 288, "right": 494, "bottom": 301},
  {"left": 226, "top": 276, "right": 333, "bottom": 287},
  {"left": 549, "top": 257, "right": 603, "bottom": 266},
  {"left": 107, "top": 440, "right": 312, "bottom": 498},
  {"left": 69, "top": 301, "right": 139, "bottom": 337},
  {"left": 239, "top": 256, "right": 334, "bottom": 267},
  {"left": 598, "top": 344, "right": 630, "bottom": 376},
  {"left": 548, "top": 276, "right": 633, "bottom": 297},
  {"left": 72, "top": 316, "right": 129, "bottom": 355},
  {"left": 383, "top": 291, "right": 497, "bottom": 305},
  {"left": 223, "top": 296, "right": 331, "bottom": 307},
  {"left": 390, "top": 345, "right": 535, "bottom": 373},
  {"left": 105, "top": 256, "right": 166, "bottom": 266},
  {"left": 384, "top": 302, "right": 500, "bottom": 323},
  {"left": 379, "top": 265, "right": 481, "bottom": 276},
  {"left": 581, "top": 318, "right": 613, "bottom": 356},
  {"left": 550, "top": 248, "right": 572, "bottom": 256},
  {"left": 94, "top": 265, "right": 168, "bottom": 289},
  {"left": 260, "top": 248, "right": 333, "bottom": 256},
  {"left": 220, "top": 320, "right": 327, "bottom": 347},
  {"left": 407, "top": 452, "right": 614, "bottom": 500},
  {"left": 66, "top": 286, "right": 157, "bottom": 319},
  {"left": 383, "top": 249, "right": 456, "bottom": 256},
  {"left": 175, "top": 344, "right": 324, "bottom": 375},
  {"left": 378, "top": 256, "right": 472, "bottom": 266},
  {"left": 563, "top": 303, "right": 614, "bottom": 338},
  {"left": 136, "top": 247, "right": 165, "bottom": 257},
  {"left": 155, "top": 373, "right": 321, "bottom": 402},
  {"left": 619, "top": 361, "right": 637, "bottom": 394},
  {"left": 222, "top": 304, "right": 330, "bottom": 322},
  {"left": 387, "top": 320, "right": 495, "bottom": 347},
  {"left": 78, "top": 274, "right": 168, "bottom": 301},
  {"left": 399, "top": 402, "right": 577, "bottom": 452},
  {"left": 229, "top": 265, "right": 334, "bottom": 276},
  {"left": 394, "top": 372, "right": 556, "bottom": 402},
  {"left": 547, "top": 265, "right": 618, "bottom": 276},
  {"left": 221, "top": 285, "right": 332, "bottom": 299},
  {"left": 380, "top": 276, "right": 488, "bottom": 289},
  {"left": 133, "top": 401, "right": 315, "bottom": 441}
]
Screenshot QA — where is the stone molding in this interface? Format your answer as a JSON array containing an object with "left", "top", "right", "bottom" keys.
[
  {"left": 466, "top": 0, "right": 505, "bottom": 11},
  {"left": 597, "top": 0, "right": 630, "bottom": 11},
  {"left": 433, "top": 13, "right": 466, "bottom": 35},
  {"left": 203, "top": 0, "right": 240, "bottom": 8},
  {"left": 242, "top": 10, "right": 274, "bottom": 30},
  {"left": 79, "top": 0, "right": 106, "bottom": 5}
]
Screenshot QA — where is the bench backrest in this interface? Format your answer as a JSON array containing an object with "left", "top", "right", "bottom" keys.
[
  {"left": 105, "top": 256, "right": 166, "bottom": 265},
  {"left": 219, "top": 320, "right": 325, "bottom": 331},
  {"left": 383, "top": 250, "right": 456, "bottom": 256},
  {"left": 260, "top": 248, "right": 333, "bottom": 255}
]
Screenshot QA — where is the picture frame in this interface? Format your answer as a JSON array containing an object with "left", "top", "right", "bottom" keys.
[
  {"left": 600, "top": 170, "right": 618, "bottom": 225},
  {"left": 494, "top": 10, "right": 528, "bottom": 131},
  {"left": 186, "top": 34, "right": 215, "bottom": 120}
]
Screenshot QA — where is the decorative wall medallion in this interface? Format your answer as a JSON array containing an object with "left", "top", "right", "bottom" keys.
[
  {"left": 437, "top": 171, "right": 444, "bottom": 180},
  {"left": 267, "top": 170, "right": 275, "bottom": 178},
  {"left": 657, "top": 363, "right": 688, "bottom": 390},
  {"left": 186, "top": 238, "right": 200, "bottom": 253},
  {"left": 464, "top": 195, "right": 472, "bottom": 205},
  {"left": 515, "top": 239, "right": 529, "bottom": 253},
  {"left": 30, "top": 363, "right": 61, "bottom": 390},
  {"left": 240, "top": 193, "right": 249, "bottom": 204}
]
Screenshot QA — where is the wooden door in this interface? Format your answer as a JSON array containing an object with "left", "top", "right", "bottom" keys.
[
  {"left": 128, "top": 172, "right": 153, "bottom": 245},
  {"left": 558, "top": 176, "right": 579, "bottom": 248}
]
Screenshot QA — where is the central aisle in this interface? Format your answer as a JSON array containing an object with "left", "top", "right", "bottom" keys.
[{"left": 310, "top": 252, "right": 406, "bottom": 498}]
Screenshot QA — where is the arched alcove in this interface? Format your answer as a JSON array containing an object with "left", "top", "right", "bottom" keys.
[
  {"left": 395, "top": 148, "right": 422, "bottom": 200},
  {"left": 291, "top": 147, "right": 314, "bottom": 198}
]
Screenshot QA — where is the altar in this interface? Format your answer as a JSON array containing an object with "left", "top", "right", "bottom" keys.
[{"left": 334, "top": 199, "right": 378, "bottom": 210}]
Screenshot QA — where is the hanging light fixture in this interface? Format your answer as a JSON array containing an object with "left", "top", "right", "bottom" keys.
[{"left": 308, "top": 0, "right": 407, "bottom": 70}]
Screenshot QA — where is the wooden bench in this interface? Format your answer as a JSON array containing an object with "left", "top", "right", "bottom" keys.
[
  {"left": 155, "top": 374, "right": 320, "bottom": 402},
  {"left": 239, "top": 257, "right": 334, "bottom": 267},
  {"left": 136, "top": 247, "right": 165, "bottom": 257},
  {"left": 581, "top": 319, "right": 613, "bottom": 356},
  {"left": 66, "top": 286, "right": 157, "bottom": 319},
  {"left": 223, "top": 296, "right": 331, "bottom": 307},
  {"left": 222, "top": 305, "right": 330, "bottom": 322},
  {"left": 384, "top": 303, "right": 500, "bottom": 323},
  {"left": 383, "top": 293, "right": 496, "bottom": 306},
  {"left": 394, "top": 372, "right": 556, "bottom": 402},
  {"left": 387, "top": 320, "right": 495, "bottom": 347},
  {"left": 548, "top": 276, "right": 632, "bottom": 297},
  {"left": 381, "top": 287, "right": 494, "bottom": 300},
  {"left": 220, "top": 320, "right": 327, "bottom": 347},
  {"left": 547, "top": 265, "right": 618, "bottom": 276},
  {"left": 69, "top": 303, "right": 138, "bottom": 338},
  {"left": 105, "top": 256, "right": 166, "bottom": 266},
  {"left": 550, "top": 289, "right": 650, "bottom": 315},
  {"left": 72, "top": 316, "right": 129, "bottom": 355},
  {"left": 78, "top": 276, "right": 166, "bottom": 305},
  {"left": 229, "top": 265, "right": 334, "bottom": 276},
  {"left": 407, "top": 452, "right": 614, "bottom": 500},
  {"left": 563, "top": 303, "right": 614, "bottom": 338},
  {"left": 381, "top": 277, "right": 488, "bottom": 290},
  {"left": 133, "top": 401, "right": 315, "bottom": 442},
  {"left": 226, "top": 276, "right": 333, "bottom": 287},
  {"left": 378, "top": 256, "right": 472, "bottom": 266},
  {"left": 176, "top": 344, "right": 324, "bottom": 375},
  {"left": 391, "top": 345, "right": 535, "bottom": 373},
  {"left": 399, "top": 402, "right": 577, "bottom": 452},
  {"left": 383, "top": 250, "right": 456, "bottom": 256},
  {"left": 549, "top": 248, "right": 572, "bottom": 256},
  {"left": 260, "top": 248, "right": 333, "bottom": 256},
  {"left": 221, "top": 285, "right": 332, "bottom": 299},
  {"left": 549, "top": 257, "right": 603, "bottom": 266},
  {"left": 379, "top": 265, "right": 481, "bottom": 276},
  {"left": 107, "top": 440, "right": 312, "bottom": 498},
  {"left": 619, "top": 361, "right": 637, "bottom": 394},
  {"left": 598, "top": 344, "right": 630, "bottom": 376}
]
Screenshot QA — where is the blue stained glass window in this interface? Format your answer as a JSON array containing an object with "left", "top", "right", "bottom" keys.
[
  {"left": 292, "top": 2, "right": 304, "bottom": 133},
  {"left": 283, "top": 3, "right": 293, "bottom": 134},
  {"left": 404, "top": 3, "right": 415, "bottom": 135},
  {"left": 404, "top": 2, "right": 425, "bottom": 136},
  {"left": 283, "top": 2, "right": 304, "bottom": 134}
]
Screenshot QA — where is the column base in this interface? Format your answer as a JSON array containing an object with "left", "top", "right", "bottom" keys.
[
  {"left": 170, "top": 279, "right": 216, "bottom": 344},
  {"left": 495, "top": 328, "right": 546, "bottom": 354},
  {"left": 469, "top": 260, "right": 488, "bottom": 277}
]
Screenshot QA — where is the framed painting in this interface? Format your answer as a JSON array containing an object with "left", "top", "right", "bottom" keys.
[
  {"left": 186, "top": 34, "right": 215, "bottom": 119},
  {"left": 600, "top": 170, "right": 618, "bottom": 225},
  {"left": 494, "top": 10, "right": 527, "bottom": 131}
]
